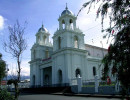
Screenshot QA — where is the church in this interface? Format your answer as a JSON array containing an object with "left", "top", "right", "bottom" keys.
[{"left": 29, "top": 5, "right": 107, "bottom": 87}]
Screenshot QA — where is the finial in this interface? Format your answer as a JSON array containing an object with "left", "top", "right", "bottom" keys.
[
  {"left": 42, "top": 22, "right": 44, "bottom": 28},
  {"left": 66, "top": 3, "right": 68, "bottom": 10}
]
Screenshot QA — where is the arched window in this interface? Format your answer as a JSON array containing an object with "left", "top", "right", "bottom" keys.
[
  {"left": 38, "top": 36, "right": 40, "bottom": 43},
  {"left": 69, "top": 19, "right": 73, "bottom": 29},
  {"left": 32, "top": 75, "right": 35, "bottom": 86},
  {"left": 45, "top": 50, "right": 49, "bottom": 58},
  {"left": 88, "top": 51, "right": 91, "bottom": 56},
  {"left": 58, "top": 37, "right": 61, "bottom": 49},
  {"left": 62, "top": 20, "right": 65, "bottom": 29},
  {"left": 58, "top": 69, "right": 62, "bottom": 83},
  {"left": 75, "top": 68, "right": 81, "bottom": 77},
  {"left": 43, "top": 35, "right": 47, "bottom": 44},
  {"left": 74, "top": 36, "right": 78, "bottom": 48},
  {"left": 93, "top": 66, "right": 96, "bottom": 76}
]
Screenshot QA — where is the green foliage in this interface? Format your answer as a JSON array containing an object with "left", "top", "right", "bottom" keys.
[
  {"left": 0, "top": 53, "right": 6, "bottom": 82},
  {"left": 0, "top": 88, "right": 15, "bottom": 100},
  {"left": 80, "top": 0, "right": 130, "bottom": 96}
]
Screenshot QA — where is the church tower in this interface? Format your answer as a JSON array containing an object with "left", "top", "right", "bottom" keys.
[
  {"left": 36, "top": 24, "right": 51, "bottom": 46},
  {"left": 31, "top": 24, "right": 52, "bottom": 60},
  {"left": 30, "top": 25, "right": 52, "bottom": 87},
  {"left": 53, "top": 4, "right": 85, "bottom": 51},
  {"left": 52, "top": 4, "right": 86, "bottom": 86}
]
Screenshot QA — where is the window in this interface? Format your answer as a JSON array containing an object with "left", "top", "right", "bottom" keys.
[
  {"left": 74, "top": 36, "right": 78, "bottom": 48},
  {"left": 93, "top": 67, "right": 96, "bottom": 76},
  {"left": 58, "top": 37, "right": 61, "bottom": 49},
  {"left": 75, "top": 68, "right": 81, "bottom": 77},
  {"left": 69, "top": 19, "right": 73, "bottom": 29},
  {"left": 38, "top": 36, "right": 40, "bottom": 43},
  {"left": 58, "top": 70, "right": 62, "bottom": 83},
  {"left": 62, "top": 20, "right": 65, "bottom": 29},
  {"left": 43, "top": 35, "right": 47, "bottom": 44},
  {"left": 45, "top": 50, "right": 49, "bottom": 58}
]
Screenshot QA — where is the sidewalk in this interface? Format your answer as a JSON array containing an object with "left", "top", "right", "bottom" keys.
[{"left": 52, "top": 92, "right": 129, "bottom": 99}]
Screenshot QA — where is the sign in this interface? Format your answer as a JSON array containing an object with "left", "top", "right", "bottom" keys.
[{"left": 0, "top": 81, "right": 7, "bottom": 85}]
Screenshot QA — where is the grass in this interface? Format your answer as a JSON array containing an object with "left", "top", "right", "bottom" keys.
[{"left": 82, "top": 82, "right": 115, "bottom": 87}]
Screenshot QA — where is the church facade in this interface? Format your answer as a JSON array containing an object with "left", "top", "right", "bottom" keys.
[{"left": 29, "top": 6, "right": 107, "bottom": 87}]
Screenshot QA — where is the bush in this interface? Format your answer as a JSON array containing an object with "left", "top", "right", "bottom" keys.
[{"left": 0, "top": 88, "right": 15, "bottom": 100}]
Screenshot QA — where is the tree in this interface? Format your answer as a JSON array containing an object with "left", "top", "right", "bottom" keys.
[
  {"left": 3, "top": 20, "right": 27, "bottom": 99},
  {"left": 78, "top": 0, "right": 130, "bottom": 96},
  {"left": 0, "top": 53, "right": 6, "bottom": 83},
  {"left": 0, "top": 88, "right": 15, "bottom": 100},
  {"left": 0, "top": 54, "right": 15, "bottom": 100}
]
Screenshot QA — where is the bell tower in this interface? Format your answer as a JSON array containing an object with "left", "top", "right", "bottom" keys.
[
  {"left": 58, "top": 4, "right": 77, "bottom": 30},
  {"left": 31, "top": 24, "right": 52, "bottom": 60},
  {"left": 53, "top": 4, "right": 85, "bottom": 51},
  {"left": 36, "top": 24, "right": 51, "bottom": 46}
]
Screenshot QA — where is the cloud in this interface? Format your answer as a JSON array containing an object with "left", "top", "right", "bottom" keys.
[
  {"left": 76, "top": 1, "right": 111, "bottom": 49},
  {"left": 7, "top": 60, "right": 30, "bottom": 76},
  {"left": 21, "top": 60, "right": 30, "bottom": 76},
  {"left": 0, "top": 15, "right": 5, "bottom": 30}
]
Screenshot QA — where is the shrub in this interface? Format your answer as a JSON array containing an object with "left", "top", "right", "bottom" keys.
[{"left": 0, "top": 88, "right": 15, "bottom": 100}]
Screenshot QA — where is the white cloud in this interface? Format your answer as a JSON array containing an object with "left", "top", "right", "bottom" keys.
[
  {"left": 0, "top": 15, "right": 5, "bottom": 30},
  {"left": 21, "top": 60, "right": 30, "bottom": 76},
  {"left": 77, "top": 1, "right": 111, "bottom": 49},
  {"left": 7, "top": 60, "right": 30, "bottom": 76}
]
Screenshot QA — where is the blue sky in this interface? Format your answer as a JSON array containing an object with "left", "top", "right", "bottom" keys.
[{"left": 0, "top": 0, "right": 112, "bottom": 76}]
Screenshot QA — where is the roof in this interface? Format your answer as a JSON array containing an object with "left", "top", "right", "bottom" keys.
[
  {"left": 61, "top": 4, "right": 73, "bottom": 16},
  {"left": 38, "top": 24, "right": 48, "bottom": 32}
]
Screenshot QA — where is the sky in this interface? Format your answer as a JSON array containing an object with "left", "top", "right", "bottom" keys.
[{"left": 0, "top": 0, "right": 112, "bottom": 76}]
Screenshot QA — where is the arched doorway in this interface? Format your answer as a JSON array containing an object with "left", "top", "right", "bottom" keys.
[{"left": 58, "top": 69, "right": 62, "bottom": 84}]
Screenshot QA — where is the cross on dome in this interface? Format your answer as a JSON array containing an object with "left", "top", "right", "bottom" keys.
[
  {"left": 66, "top": 3, "right": 68, "bottom": 10},
  {"left": 38, "top": 24, "right": 48, "bottom": 32},
  {"left": 61, "top": 3, "right": 73, "bottom": 16}
]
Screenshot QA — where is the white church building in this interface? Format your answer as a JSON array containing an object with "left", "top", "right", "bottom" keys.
[{"left": 29, "top": 5, "right": 107, "bottom": 87}]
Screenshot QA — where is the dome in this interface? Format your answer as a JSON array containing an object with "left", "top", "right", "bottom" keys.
[
  {"left": 38, "top": 24, "right": 48, "bottom": 32},
  {"left": 61, "top": 5, "right": 73, "bottom": 16}
]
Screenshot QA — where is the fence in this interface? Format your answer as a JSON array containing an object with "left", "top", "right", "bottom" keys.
[{"left": 71, "top": 75, "right": 121, "bottom": 94}]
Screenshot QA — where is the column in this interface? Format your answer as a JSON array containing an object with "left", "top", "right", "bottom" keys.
[
  {"left": 77, "top": 75, "right": 82, "bottom": 93},
  {"left": 95, "top": 75, "right": 99, "bottom": 93},
  {"left": 41, "top": 69, "right": 43, "bottom": 86}
]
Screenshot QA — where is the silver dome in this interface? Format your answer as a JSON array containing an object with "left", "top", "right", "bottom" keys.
[
  {"left": 61, "top": 5, "right": 73, "bottom": 16},
  {"left": 38, "top": 24, "right": 48, "bottom": 32}
]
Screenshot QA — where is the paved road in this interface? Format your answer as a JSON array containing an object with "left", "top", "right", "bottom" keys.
[{"left": 19, "top": 94, "right": 120, "bottom": 100}]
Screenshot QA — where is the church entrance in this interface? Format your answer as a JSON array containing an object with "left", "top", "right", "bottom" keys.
[{"left": 43, "top": 67, "right": 52, "bottom": 86}]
